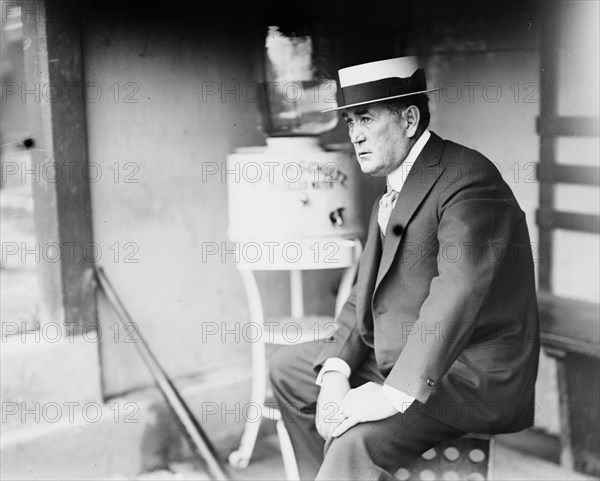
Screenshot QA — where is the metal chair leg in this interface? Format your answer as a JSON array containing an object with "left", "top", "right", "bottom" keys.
[
  {"left": 228, "top": 270, "right": 266, "bottom": 470},
  {"left": 276, "top": 418, "right": 301, "bottom": 481}
]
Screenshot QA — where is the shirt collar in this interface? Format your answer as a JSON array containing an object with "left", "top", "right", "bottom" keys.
[{"left": 387, "top": 129, "right": 431, "bottom": 192}]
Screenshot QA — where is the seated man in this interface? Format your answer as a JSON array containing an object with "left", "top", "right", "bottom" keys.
[{"left": 269, "top": 56, "right": 540, "bottom": 480}]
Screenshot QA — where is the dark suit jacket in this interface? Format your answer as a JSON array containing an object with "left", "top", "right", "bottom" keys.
[{"left": 314, "top": 132, "right": 540, "bottom": 433}]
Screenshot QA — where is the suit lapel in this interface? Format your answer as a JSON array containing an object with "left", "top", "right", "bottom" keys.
[
  {"left": 356, "top": 192, "right": 384, "bottom": 325},
  {"left": 375, "top": 132, "right": 446, "bottom": 291}
]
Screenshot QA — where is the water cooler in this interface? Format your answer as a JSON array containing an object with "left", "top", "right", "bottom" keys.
[{"left": 226, "top": 24, "right": 363, "bottom": 245}]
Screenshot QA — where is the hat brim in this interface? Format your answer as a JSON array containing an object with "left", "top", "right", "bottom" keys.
[{"left": 321, "top": 87, "right": 441, "bottom": 113}]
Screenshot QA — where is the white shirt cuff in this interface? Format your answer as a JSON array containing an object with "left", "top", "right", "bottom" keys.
[
  {"left": 315, "top": 358, "right": 351, "bottom": 386},
  {"left": 382, "top": 384, "right": 416, "bottom": 414}
]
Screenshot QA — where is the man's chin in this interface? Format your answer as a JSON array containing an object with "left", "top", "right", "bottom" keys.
[{"left": 358, "top": 162, "right": 385, "bottom": 177}]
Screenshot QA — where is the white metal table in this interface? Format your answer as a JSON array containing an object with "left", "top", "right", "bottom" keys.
[{"left": 228, "top": 237, "right": 362, "bottom": 480}]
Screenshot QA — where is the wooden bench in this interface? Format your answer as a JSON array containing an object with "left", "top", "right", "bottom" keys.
[{"left": 537, "top": 292, "right": 600, "bottom": 475}]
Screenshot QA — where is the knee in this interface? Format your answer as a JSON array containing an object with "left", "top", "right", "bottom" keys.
[
  {"left": 268, "top": 343, "right": 322, "bottom": 414},
  {"left": 327, "top": 424, "right": 375, "bottom": 457},
  {"left": 267, "top": 346, "right": 295, "bottom": 393},
  {"left": 325, "top": 423, "right": 381, "bottom": 462},
  {"left": 267, "top": 347, "right": 285, "bottom": 386},
  {"left": 320, "top": 426, "right": 379, "bottom": 476}
]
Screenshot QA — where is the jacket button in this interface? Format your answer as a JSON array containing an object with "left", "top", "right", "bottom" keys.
[{"left": 426, "top": 378, "right": 435, "bottom": 387}]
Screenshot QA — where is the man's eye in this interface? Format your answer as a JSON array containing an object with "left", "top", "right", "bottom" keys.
[{"left": 360, "top": 117, "right": 372, "bottom": 123}]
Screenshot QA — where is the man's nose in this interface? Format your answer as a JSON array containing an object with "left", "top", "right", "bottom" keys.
[{"left": 350, "top": 126, "right": 366, "bottom": 144}]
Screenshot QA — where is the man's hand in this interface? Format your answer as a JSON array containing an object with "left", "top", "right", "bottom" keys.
[
  {"left": 316, "top": 371, "right": 350, "bottom": 440},
  {"left": 331, "top": 382, "right": 399, "bottom": 438}
]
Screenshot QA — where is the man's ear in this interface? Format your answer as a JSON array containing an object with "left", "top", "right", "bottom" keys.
[{"left": 405, "top": 105, "right": 420, "bottom": 138}]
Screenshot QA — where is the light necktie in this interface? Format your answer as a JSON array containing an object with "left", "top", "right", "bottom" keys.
[{"left": 378, "top": 185, "right": 399, "bottom": 236}]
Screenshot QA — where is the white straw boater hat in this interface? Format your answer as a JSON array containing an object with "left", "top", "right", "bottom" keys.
[{"left": 322, "top": 56, "right": 439, "bottom": 112}]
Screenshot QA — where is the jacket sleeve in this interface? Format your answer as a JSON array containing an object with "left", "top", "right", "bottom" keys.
[{"left": 385, "top": 160, "right": 523, "bottom": 403}]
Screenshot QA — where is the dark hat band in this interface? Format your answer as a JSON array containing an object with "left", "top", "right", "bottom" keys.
[{"left": 340, "top": 68, "right": 427, "bottom": 106}]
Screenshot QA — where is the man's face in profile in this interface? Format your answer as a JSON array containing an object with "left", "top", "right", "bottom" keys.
[{"left": 342, "top": 103, "right": 412, "bottom": 178}]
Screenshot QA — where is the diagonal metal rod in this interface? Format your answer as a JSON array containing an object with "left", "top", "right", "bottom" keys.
[{"left": 95, "top": 266, "right": 230, "bottom": 481}]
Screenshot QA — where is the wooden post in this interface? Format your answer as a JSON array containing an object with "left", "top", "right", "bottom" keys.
[
  {"left": 21, "top": 0, "right": 97, "bottom": 335},
  {"left": 537, "top": 0, "right": 560, "bottom": 293}
]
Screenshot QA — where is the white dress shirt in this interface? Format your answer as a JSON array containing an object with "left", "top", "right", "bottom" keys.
[{"left": 315, "top": 130, "right": 431, "bottom": 413}]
